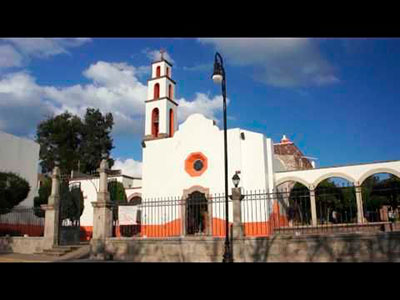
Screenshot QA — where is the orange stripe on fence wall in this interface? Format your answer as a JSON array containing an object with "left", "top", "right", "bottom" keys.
[
  {"left": 80, "top": 226, "right": 93, "bottom": 241},
  {"left": 141, "top": 219, "right": 182, "bottom": 237},
  {"left": 71, "top": 200, "right": 290, "bottom": 240},
  {"left": 0, "top": 223, "right": 44, "bottom": 236}
]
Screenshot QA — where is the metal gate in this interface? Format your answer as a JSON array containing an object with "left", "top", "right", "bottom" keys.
[{"left": 58, "top": 181, "right": 81, "bottom": 245}]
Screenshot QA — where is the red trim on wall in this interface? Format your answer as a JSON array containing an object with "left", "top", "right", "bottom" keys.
[
  {"left": 184, "top": 152, "right": 208, "bottom": 177},
  {"left": 151, "top": 108, "right": 159, "bottom": 137},
  {"left": 80, "top": 226, "right": 93, "bottom": 241},
  {"left": 154, "top": 83, "right": 160, "bottom": 99},
  {"left": 0, "top": 224, "right": 44, "bottom": 237}
]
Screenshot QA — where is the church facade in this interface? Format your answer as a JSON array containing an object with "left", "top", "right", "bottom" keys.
[
  {"left": 141, "top": 55, "right": 290, "bottom": 198},
  {"left": 135, "top": 54, "right": 311, "bottom": 237}
]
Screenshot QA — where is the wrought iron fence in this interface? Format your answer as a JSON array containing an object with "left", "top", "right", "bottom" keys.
[
  {"left": 112, "top": 192, "right": 229, "bottom": 238},
  {"left": 0, "top": 207, "right": 45, "bottom": 237},
  {"left": 108, "top": 184, "right": 400, "bottom": 239}
]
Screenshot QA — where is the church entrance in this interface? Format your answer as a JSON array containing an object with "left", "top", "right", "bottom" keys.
[{"left": 186, "top": 191, "right": 208, "bottom": 235}]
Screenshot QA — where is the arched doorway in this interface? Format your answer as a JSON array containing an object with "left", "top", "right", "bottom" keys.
[
  {"left": 185, "top": 191, "right": 208, "bottom": 235},
  {"left": 276, "top": 181, "right": 311, "bottom": 226},
  {"left": 361, "top": 172, "right": 400, "bottom": 223},
  {"left": 315, "top": 177, "right": 357, "bottom": 224}
]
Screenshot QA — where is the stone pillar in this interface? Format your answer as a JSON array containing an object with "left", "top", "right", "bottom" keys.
[
  {"left": 90, "top": 159, "right": 114, "bottom": 260},
  {"left": 41, "top": 166, "right": 61, "bottom": 248},
  {"left": 231, "top": 187, "right": 245, "bottom": 262},
  {"left": 231, "top": 187, "right": 244, "bottom": 239},
  {"left": 355, "top": 185, "right": 365, "bottom": 224},
  {"left": 309, "top": 189, "right": 317, "bottom": 226}
]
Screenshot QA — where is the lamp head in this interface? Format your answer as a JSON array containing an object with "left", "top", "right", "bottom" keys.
[
  {"left": 212, "top": 54, "right": 224, "bottom": 84},
  {"left": 232, "top": 172, "right": 240, "bottom": 188}
]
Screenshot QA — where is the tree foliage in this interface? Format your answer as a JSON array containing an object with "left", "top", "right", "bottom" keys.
[
  {"left": 59, "top": 181, "right": 84, "bottom": 221},
  {"left": 363, "top": 174, "right": 400, "bottom": 211},
  {"left": 0, "top": 172, "right": 30, "bottom": 212},
  {"left": 108, "top": 180, "right": 127, "bottom": 221},
  {"left": 33, "top": 176, "right": 52, "bottom": 218},
  {"left": 36, "top": 108, "right": 114, "bottom": 176},
  {"left": 80, "top": 108, "right": 115, "bottom": 174}
]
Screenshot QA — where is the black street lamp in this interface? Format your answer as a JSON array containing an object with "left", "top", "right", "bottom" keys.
[
  {"left": 232, "top": 172, "right": 240, "bottom": 188},
  {"left": 212, "top": 52, "right": 233, "bottom": 263}
]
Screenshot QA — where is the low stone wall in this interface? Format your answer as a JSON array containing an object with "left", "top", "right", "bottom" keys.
[
  {"left": 0, "top": 237, "right": 48, "bottom": 254},
  {"left": 238, "top": 232, "right": 400, "bottom": 262},
  {"left": 100, "top": 237, "right": 226, "bottom": 262},
  {"left": 101, "top": 232, "right": 400, "bottom": 262}
]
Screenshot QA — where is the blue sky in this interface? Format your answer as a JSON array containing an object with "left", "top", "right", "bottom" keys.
[{"left": 1, "top": 38, "right": 400, "bottom": 177}]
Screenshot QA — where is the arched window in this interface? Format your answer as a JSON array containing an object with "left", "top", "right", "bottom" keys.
[
  {"left": 152, "top": 108, "right": 159, "bottom": 137},
  {"left": 154, "top": 83, "right": 160, "bottom": 99},
  {"left": 166, "top": 67, "right": 170, "bottom": 77},
  {"left": 168, "top": 84, "right": 173, "bottom": 99},
  {"left": 169, "top": 108, "right": 174, "bottom": 137},
  {"left": 156, "top": 66, "right": 161, "bottom": 77}
]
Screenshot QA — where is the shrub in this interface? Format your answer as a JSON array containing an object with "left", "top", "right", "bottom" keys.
[{"left": 0, "top": 172, "right": 30, "bottom": 213}]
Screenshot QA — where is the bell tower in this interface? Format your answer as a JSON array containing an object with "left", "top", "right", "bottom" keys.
[{"left": 144, "top": 49, "right": 178, "bottom": 141}]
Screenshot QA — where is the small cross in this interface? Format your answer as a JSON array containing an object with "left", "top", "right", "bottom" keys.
[{"left": 160, "top": 48, "right": 166, "bottom": 60}]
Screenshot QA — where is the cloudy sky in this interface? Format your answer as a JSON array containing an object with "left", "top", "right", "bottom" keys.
[{"left": 1, "top": 38, "right": 400, "bottom": 177}]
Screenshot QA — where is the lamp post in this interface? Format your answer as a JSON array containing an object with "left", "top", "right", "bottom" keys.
[{"left": 212, "top": 52, "right": 233, "bottom": 263}]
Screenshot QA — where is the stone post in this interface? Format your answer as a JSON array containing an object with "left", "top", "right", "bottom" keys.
[
  {"left": 90, "top": 159, "right": 114, "bottom": 260},
  {"left": 41, "top": 166, "right": 61, "bottom": 249},
  {"left": 231, "top": 187, "right": 245, "bottom": 262},
  {"left": 231, "top": 187, "right": 244, "bottom": 239},
  {"left": 309, "top": 188, "right": 317, "bottom": 226},
  {"left": 355, "top": 185, "right": 365, "bottom": 224}
]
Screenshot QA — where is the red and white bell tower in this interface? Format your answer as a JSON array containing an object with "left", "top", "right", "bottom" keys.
[{"left": 144, "top": 49, "right": 178, "bottom": 141}]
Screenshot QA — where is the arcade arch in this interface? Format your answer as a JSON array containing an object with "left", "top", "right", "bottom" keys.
[
  {"left": 314, "top": 177, "right": 357, "bottom": 224},
  {"left": 361, "top": 172, "right": 400, "bottom": 222}
]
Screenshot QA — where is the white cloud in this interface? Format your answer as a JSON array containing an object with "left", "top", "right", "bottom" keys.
[
  {"left": 177, "top": 92, "right": 225, "bottom": 123},
  {"left": 0, "top": 72, "right": 54, "bottom": 135},
  {"left": 0, "top": 45, "right": 23, "bottom": 68},
  {"left": 0, "top": 61, "right": 147, "bottom": 137},
  {"left": 143, "top": 48, "right": 175, "bottom": 64},
  {"left": 0, "top": 60, "right": 223, "bottom": 138},
  {"left": 113, "top": 158, "right": 142, "bottom": 177},
  {"left": 199, "top": 38, "right": 339, "bottom": 87},
  {"left": 2, "top": 38, "right": 91, "bottom": 58}
]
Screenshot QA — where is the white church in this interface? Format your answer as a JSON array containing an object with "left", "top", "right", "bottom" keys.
[
  {"left": 75, "top": 51, "right": 400, "bottom": 239},
  {"left": 76, "top": 52, "right": 313, "bottom": 238}
]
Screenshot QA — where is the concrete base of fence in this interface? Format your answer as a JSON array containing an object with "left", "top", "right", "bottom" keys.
[
  {"left": 0, "top": 237, "right": 48, "bottom": 254},
  {"left": 101, "top": 232, "right": 400, "bottom": 262}
]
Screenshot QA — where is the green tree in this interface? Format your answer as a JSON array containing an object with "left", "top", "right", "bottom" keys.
[
  {"left": 288, "top": 183, "right": 311, "bottom": 224},
  {"left": 36, "top": 108, "right": 114, "bottom": 176},
  {"left": 33, "top": 176, "right": 52, "bottom": 218},
  {"left": 108, "top": 180, "right": 127, "bottom": 221},
  {"left": 59, "top": 181, "right": 84, "bottom": 221},
  {"left": 365, "top": 174, "right": 400, "bottom": 211},
  {"left": 80, "top": 108, "right": 114, "bottom": 174},
  {"left": 0, "top": 172, "right": 30, "bottom": 212},
  {"left": 36, "top": 112, "right": 83, "bottom": 175}
]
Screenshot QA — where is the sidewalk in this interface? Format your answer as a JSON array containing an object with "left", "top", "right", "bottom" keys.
[{"left": 0, "top": 253, "right": 59, "bottom": 263}]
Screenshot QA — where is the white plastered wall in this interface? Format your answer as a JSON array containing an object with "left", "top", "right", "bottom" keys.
[
  {"left": 145, "top": 99, "right": 177, "bottom": 136},
  {"left": 142, "top": 114, "right": 271, "bottom": 224},
  {"left": 151, "top": 61, "right": 172, "bottom": 78},
  {"left": 0, "top": 131, "right": 40, "bottom": 207}
]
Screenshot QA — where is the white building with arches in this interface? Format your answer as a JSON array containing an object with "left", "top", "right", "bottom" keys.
[
  {"left": 139, "top": 52, "right": 400, "bottom": 237},
  {"left": 75, "top": 51, "right": 400, "bottom": 239}
]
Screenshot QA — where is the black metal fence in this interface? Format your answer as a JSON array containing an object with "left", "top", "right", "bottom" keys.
[
  {"left": 112, "top": 192, "right": 229, "bottom": 238},
  {"left": 0, "top": 207, "right": 45, "bottom": 237},
  {"left": 110, "top": 184, "right": 399, "bottom": 238}
]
